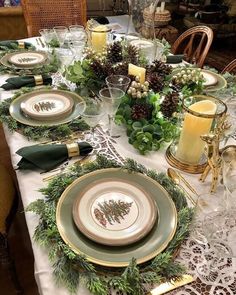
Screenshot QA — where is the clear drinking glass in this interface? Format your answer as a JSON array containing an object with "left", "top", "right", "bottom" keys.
[
  {"left": 81, "top": 100, "right": 105, "bottom": 140},
  {"left": 39, "top": 28, "right": 57, "bottom": 49},
  {"left": 69, "top": 25, "right": 87, "bottom": 42},
  {"left": 129, "top": 39, "right": 156, "bottom": 64},
  {"left": 53, "top": 26, "right": 68, "bottom": 47},
  {"left": 105, "top": 75, "right": 131, "bottom": 93},
  {"left": 69, "top": 40, "right": 85, "bottom": 61},
  {"left": 99, "top": 87, "right": 124, "bottom": 136}
]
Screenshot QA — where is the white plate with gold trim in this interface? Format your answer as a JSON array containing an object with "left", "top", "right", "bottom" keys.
[
  {"left": 21, "top": 92, "right": 74, "bottom": 121},
  {"left": 72, "top": 178, "right": 157, "bottom": 246}
]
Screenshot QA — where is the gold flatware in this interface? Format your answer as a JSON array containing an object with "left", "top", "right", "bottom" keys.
[
  {"left": 167, "top": 168, "right": 197, "bottom": 206},
  {"left": 148, "top": 274, "right": 194, "bottom": 295}
]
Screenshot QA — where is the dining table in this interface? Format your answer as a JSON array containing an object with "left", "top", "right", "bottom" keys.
[{"left": 0, "top": 22, "right": 236, "bottom": 295}]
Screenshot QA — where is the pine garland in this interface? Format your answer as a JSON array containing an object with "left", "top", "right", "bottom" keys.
[
  {"left": 27, "top": 154, "right": 194, "bottom": 295},
  {"left": 0, "top": 87, "right": 89, "bottom": 141}
]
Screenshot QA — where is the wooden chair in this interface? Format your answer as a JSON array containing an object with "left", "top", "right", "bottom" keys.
[
  {"left": 0, "top": 164, "right": 23, "bottom": 294},
  {"left": 222, "top": 59, "right": 236, "bottom": 74},
  {"left": 172, "top": 26, "right": 214, "bottom": 68},
  {"left": 21, "top": 0, "right": 87, "bottom": 37}
]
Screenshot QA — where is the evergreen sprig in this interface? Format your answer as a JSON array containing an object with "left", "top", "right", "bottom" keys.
[
  {"left": 27, "top": 154, "right": 193, "bottom": 294},
  {"left": 0, "top": 87, "right": 89, "bottom": 141}
]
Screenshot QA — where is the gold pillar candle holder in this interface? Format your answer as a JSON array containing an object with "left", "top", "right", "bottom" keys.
[
  {"left": 166, "top": 95, "right": 227, "bottom": 174},
  {"left": 88, "top": 25, "right": 112, "bottom": 53}
]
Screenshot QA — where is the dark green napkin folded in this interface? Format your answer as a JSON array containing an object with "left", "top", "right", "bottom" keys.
[
  {"left": 166, "top": 54, "right": 185, "bottom": 64},
  {"left": 0, "top": 40, "right": 32, "bottom": 50},
  {"left": 16, "top": 142, "right": 93, "bottom": 171},
  {"left": 1, "top": 74, "right": 52, "bottom": 90}
]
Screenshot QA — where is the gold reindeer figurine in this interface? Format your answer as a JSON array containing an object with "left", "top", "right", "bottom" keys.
[{"left": 200, "top": 133, "right": 222, "bottom": 193}]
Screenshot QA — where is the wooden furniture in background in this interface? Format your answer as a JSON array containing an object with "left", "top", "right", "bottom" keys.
[
  {"left": 21, "top": 0, "right": 87, "bottom": 37},
  {"left": 222, "top": 59, "right": 236, "bottom": 74},
  {"left": 172, "top": 25, "right": 214, "bottom": 68},
  {"left": 0, "top": 164, "right": 22, "bottom": 294},
  {"left": 0, "top": 6, "right": 27, "bottom": 41}
]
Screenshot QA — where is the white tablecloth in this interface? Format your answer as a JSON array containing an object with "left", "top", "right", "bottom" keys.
[{"left": 1, "top": 37, "right": 236, "bottom": 295}]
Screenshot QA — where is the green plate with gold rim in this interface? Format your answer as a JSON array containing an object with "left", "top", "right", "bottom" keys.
[
  {"left": 56, "top": 168, "right": 177, "bottom": 267},
  {"left": 9, "top": 89, "right": 85, "bottom": 127}
]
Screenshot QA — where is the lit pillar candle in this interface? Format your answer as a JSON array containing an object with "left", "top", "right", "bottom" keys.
[
  {"left": 128, "top": 63, "right": 146, "bottom": 84},
  {"left": 160, "top": 2, "right": 165, "bottom": 12},
  {"left": 91, "top": 25, "right": 108, "bottom": 53},
  {"left": 176, "top": 100, "right": 217, "bottom": 164}
]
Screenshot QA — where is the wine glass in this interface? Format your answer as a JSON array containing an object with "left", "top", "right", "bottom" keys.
[
  {"left": 99, "top": 87, "right": 124, "bottom": 136},
  {"left": 105, "top": 75, "right": 131, "bottom": 93},
  {"left": 69, "top": 25, "right": 87, "bottom": 42},
  {"left": 81, "top": 100, "right": 105, "bottom": 141},
  {"left": 69, "top": 40, "right": 85, "bottom": 61},
  {"left": 53, "top": 26, "right": 68, "bottom": 47},
  {"left": 221, "top": 146, "right": 236, "bottom": 208},
  {"left": 39, "top": 28, "right": 56, "bottom": 50}
]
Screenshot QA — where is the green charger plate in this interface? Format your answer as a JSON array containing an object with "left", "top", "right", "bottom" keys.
[
  {"left": 9, "top": 89, "right": 85, "bottom": 127},
  {"left": 56, "top": 168, "right": 177, "bottom": 267},
  {"left": 172, "top": 68, "right": 227, "bottom": 92}
]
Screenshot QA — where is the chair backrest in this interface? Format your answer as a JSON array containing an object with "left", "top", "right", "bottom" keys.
[
  {"left": 222, "top": 59, "right": 236, "bottom": 74},
  {"left": 0, "top": 164, "right": 16, "bottom": 235},
  {"left": 172, "top": 26, "right": 214, "bottom": 68},
  {"left": 21, "top": 0, "right": 87, "bottom": 37}
]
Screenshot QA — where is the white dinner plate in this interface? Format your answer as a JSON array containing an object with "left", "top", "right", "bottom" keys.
[{"left": 72, "top": 178, "right": 157, "bottom": 246}]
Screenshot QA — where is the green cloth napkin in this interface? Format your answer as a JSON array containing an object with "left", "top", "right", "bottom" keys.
[
  {"left": 166, "top": 54, "right": 185, "bottom": 64},
  {"left": 16, "top": 142, "right": 93, "bottom": 171},
  {"left": 0, "top": 40, "right": 32, "bottom": 50},
  {"left": 1, "top": 74, "right": 52, "bottom": 90}
]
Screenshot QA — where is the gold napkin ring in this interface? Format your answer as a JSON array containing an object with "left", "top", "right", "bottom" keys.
[
  {"left": 34, "top": 75, "right": 43, "bottom": 86},
  {"left": 18, "top": 41, "right": 25, "bottom": 49},
  {"left": 67, "top": 143, "right": 80, "bottom": 157}
]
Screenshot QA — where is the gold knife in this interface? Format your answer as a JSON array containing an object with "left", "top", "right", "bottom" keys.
[
  {"left": 148, "top": 274, "right": 194, "bottom": 295},
  {"left": 177, "top": 172, "right": 199, "bottom": 197}
]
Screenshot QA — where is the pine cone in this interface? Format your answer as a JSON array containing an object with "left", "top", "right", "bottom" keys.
[
  {"left": 160, "top": 91, "right": 180, "bottom": 118},
  {"left": 125, "top": 44, "right": 139, "bottom": 64},
  {"left": 90, "top": 60, "right": 114, "bottom": 79},
  {"left": 131, "top": 103, "right": 152, "bottom": 121},
  {"left": 107, "top": 42, "right": 123, "bottom": 63},
  {"left": 146, "top": 73, "right": 165, "bottom": 93},
  {"left": 147, "top": 60, "right": 172, "bottom": 77},
  {"left": 114, "top": 62, "right": 129, "bottom": 76}
]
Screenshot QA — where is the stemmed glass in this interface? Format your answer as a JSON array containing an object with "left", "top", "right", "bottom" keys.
[
  {"left": 99, "top": 87, "right": 124, "bottom": 136},
  {"left": 81, "top": 99, "right": 105, "bottom": 141},
  {"left": 69, "top": 25, "right": 87, "bottom": 42},
  {"left": 53, "top": 26, "right": 68, "bottom": 47},
  {"left": 69, "top": 40, "right": 85, "bottom": 61},
  {"left": 105, "top": 75, "right": 131, "bottom": 93},
  {"left": 39, "top": 29, "right": 56, "bottom": 50}
]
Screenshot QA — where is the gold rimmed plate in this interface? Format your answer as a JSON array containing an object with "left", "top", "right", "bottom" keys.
[
  {"left": 72, "top": 178, "right": 158, "bottom": 246},
  {"left": 20, "top": 92, "right": 74, "bottom": 121},
  {"left": 0, "top": 50, "right": 49, "bottom": 69},
  {"left": 56, "top": 168, "right": 177, "bottom": 267},
  {"left": 9, "top": 89, "right": 85, "bottom": 127}
]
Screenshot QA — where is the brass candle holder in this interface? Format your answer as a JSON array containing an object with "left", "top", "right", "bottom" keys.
[{"left": 166, "top": 95, "right": 227, "bottom": 174}]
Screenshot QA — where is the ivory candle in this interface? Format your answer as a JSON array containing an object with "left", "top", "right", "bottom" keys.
[
  {"left": 91, "top": 25, "right": 108, "bottom": 52},
  {"left": 176, "top": 100, "right": 217, "bottom": 164},
  {"left": 128, "top": 63, "right": 146, "bottom": 84},
  {"left": 160, "top": 2, "right": 165, "bottom": 12}
]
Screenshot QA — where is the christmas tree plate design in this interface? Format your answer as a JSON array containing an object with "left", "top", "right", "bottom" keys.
[
  {"left": 0, "top": 51, "right": 49, "bottom": 69},
  {"left": 56, "top": 168, "right": 177, "bottom": 267},
  {"left": 20, "top": 91, "right": 74, "bottom": 121},
  {"left": 72, "top": 178, "right": 158, "bottom": 246},
  {"left": 9, "top": 89, "right": 85, "bottom": 126}
]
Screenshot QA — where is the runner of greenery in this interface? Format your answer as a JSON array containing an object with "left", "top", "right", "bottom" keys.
[
  {"left": 27, "top": 154, "right": 193, "bottom": 295},
  {"left": 0, "top": 87, "right": 88, "bottom": 141}
]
